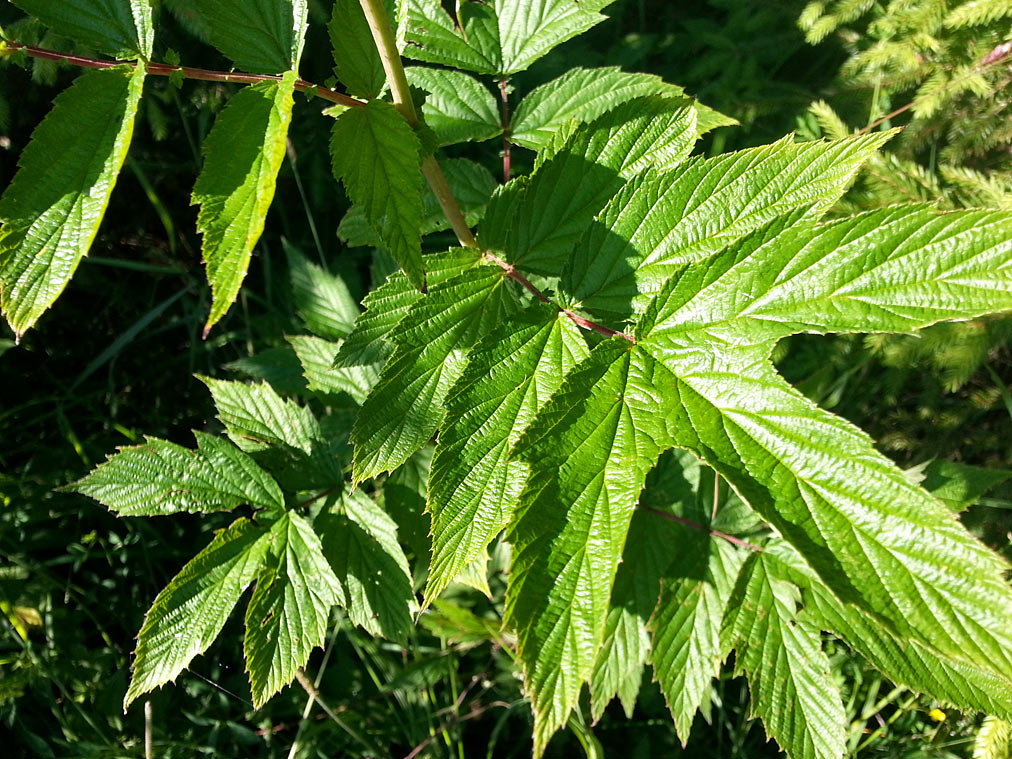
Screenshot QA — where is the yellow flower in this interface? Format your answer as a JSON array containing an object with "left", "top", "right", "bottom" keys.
[{"left": 928, "top": 708, "right": 947, "bottom": 723}]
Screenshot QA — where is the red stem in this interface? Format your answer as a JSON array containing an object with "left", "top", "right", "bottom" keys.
[
  {"left": 5, "top": 42, "right": 364, "bottom": 108},
  {"left": 481, "top": 252, "right": 635, "bottom": 343},
  {"left": 499, "top": 79, "right": 511, "bottom": 182},
  {"left": 641, "top": 505, "right": 762, "bottom": 552}
]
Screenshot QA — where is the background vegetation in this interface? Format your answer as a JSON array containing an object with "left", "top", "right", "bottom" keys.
[{"left": 1, "top": 1, "right": 1010, "bottom": 756}]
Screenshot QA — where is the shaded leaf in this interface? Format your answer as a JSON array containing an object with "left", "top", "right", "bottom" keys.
[
  {"left": 318, "top": 490, "right": 416, "bottom": 641},
  {"left": 187, "top": 0, "right": 308, "bottom": 74},
  {"left": 331, "top": 100, "right": 425, "bottom": 289},
  {"left": 11, "top": 0, "right": 153, "bottom": 58},
  {"left": 0, "top": 66, "right": 145, "bottom": 337}
]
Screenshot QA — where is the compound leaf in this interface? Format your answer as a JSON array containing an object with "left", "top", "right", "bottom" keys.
[
  {"left": 244, "top": 512, "right": 343, "bottom": 707},
  {"left": 406, "top": 67, "right": 502, "bottom": 146},
  {"left": 193, "top": 74, "right": 297, "bottom": 335},
  {"left": 318, "top": 490, "right": 416, "bottom": 641},
  {"left": 331, "top": 100, "right": 425, "bottom": 290},
  {"left": 0, "top": 66, "right": 145, "bottom": 338},
  {"left": 70, "top": 431, "right": 284, "bottom": 516},
  {"left": 425, "top": 306, "right": 589, "bottom": 606},
  {"left": 124, "top": 518, "right": 270, "bottom": 707},
  {"left": 11, "top": 0, "right": 154, "bottom": 59},
  {"left": 187, "top": 0, "right": 308, "bottom": 74}
]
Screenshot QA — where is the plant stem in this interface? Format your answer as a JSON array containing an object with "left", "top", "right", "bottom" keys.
[
  {"left": 358, "top": 0, "right": 417, "bottom": 124},
  {"left": 499, "top": 79, "right": 512, "bottom": 182},
  {"left": 640, "top": 505, "right": 762, "bottom": 552},
  {"left": 294, "top": 669, "right": 382, "bottom": 755},
  {"left": 5, "top": 42, "right": 364, "bottom": 108}
]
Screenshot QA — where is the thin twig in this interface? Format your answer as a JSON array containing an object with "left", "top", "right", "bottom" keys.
[
  {"left": 499, "top": 79, "right": 512, "bottom": 182},
  {"left": 640, "top": 505, "right": 762, "bottom": 552},
  {"left": 294, "top": 669, "right": 381, "bottom": 756},
  {"left": 857, "top": 48, "right": 1012, "bottom": 135},
  {"left": 4, "top": 42, "right": 364, "bottom": 108},
  {"left": 403, "top": 701, "right": 512, "bottom": 759},
  {"left": 299, "top": 487, "right": 339, "bottom": 509}
]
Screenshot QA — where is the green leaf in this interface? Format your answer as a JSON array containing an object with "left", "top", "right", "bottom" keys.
[
  {"left": 405, "top": 67, "right": 501, "bottom": 146},
  {"left": 648, "top": 207, "right": 1012, "bottom": 345},
  {"left": 511, "top": 67, "right": 687, "bottom": 151},
  {"left": 331, "top": 100, "right": 425, "bottom": 290},
  {"left": 329, "top": 0, "right": 388, "bottom": 99},
  {"left": 425, "top": 306, "right": 589, "bottom": 606},
  {"left": 338, "top": 158, "right": 497, "bottom": 248},
  {"left": 244, "top": 512, "right": 343, "bottom": 707},
  {"left": 479, "top": 97, "right": 697, "bottom": 276},
  {"left": 70, "top": 431, "right": 284, "bottom": 516},
  {"left": 199, "top": 376, "right": 344, "bottom": 489},
  {"left": 804, "top": 575, "right": 1012, "bottom": 720},
  {"left": 401, "top": 0, "right": 613, "bottom": 76},
  {"left": 317, "top": 490, "right": 416, "bottom": 641},
  {"left": 225, "top": 345, "right": 307, "bottom": 395},
  {"left": 565, "top": 132, "right": 895, "bottom": 323},
  {"left": 336, "top": 249, "right": 481, "bottom": 369},
  {"left": 506, "top": 340, "right": 671, "bottom": 754},
  {"left": 638, "top": 344, "right": 1012, "bottom": 681},
  {"left": 0, "top": 66, "right": 145, "bottom": 338},
  {"left": 11, "top": 0, "right": 154, "bottom": 59},
  {"left": 125, "top": 518, "right": 270, "bottom": 707},
  {"left": 588, "top": 450, "right": 712, "bottom": 721},
  {"left": 723, "top": 554, "right": 847, "bottom": 759},
  {"left": 192, "top": 74, "right": 296, "bottom": 335},
  {"left": 919, "top": 459, "right": 1012, "bottom": 512},
  {"left": 187, "top": 0, "right": 308, "bottom": 73},
  {"left": 650, "top": 538, "right": 746, "bottom": 744},
  {"left": 285, "top": 243, "right": 359, "bottom": 340},
  {"left": 494, "top": 0, "right": 613, "bottom": 74},
  {"left": 288, "top": 334, "right": 378, "bottom": 405},
  {"left": 352, "top": 265, "right": 519, "bottom": 482},
  {"left": 401, "top": 0, "right": 501, "bottom": 74}
]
